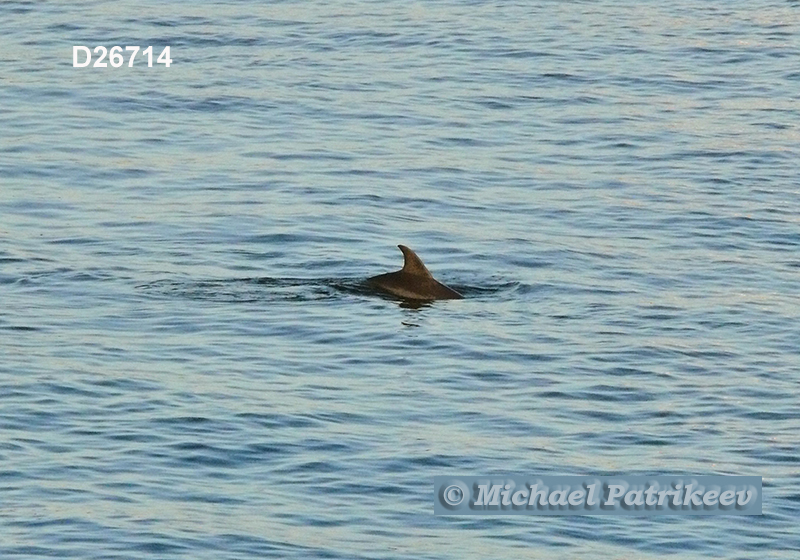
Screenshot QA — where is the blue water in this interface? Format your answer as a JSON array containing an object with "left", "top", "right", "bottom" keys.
[{"left": 2, "top": 1, "right": 799, "bottom": 558}]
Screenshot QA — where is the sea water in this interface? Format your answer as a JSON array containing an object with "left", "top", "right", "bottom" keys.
[{"left": 1, "top": 1, "right": 799, "bottom": 558}]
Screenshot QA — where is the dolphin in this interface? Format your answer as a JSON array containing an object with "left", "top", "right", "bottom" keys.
[{"left": 367, "top": 245, "right": 463, "bottom": 301}]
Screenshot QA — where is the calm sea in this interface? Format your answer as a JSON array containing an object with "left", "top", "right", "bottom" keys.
[{"left": 2, "top": 1, "right": 799, "bottom": 558}]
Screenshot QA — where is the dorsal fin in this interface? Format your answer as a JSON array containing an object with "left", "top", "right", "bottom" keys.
[{"left": 398, "top": 245, "right": 431, "bottom": 277}]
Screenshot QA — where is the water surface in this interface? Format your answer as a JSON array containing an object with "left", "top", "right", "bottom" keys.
[{"left": 1, "top": 1, "right": 799, "bottom": 558}]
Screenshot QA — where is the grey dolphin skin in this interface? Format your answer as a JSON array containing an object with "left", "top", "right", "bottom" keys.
[{"left": 367, "top": 245, "right": 463, "bottom": 301}]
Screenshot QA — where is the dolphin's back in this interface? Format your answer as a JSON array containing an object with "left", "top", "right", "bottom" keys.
[{"left": 367, "top": 245, "right": 463, "bottom": 301}]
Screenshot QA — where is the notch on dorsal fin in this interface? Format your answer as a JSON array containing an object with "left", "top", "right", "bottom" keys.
[{"left": 398, "top": 245, "right": 431, "bottom": 277}]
